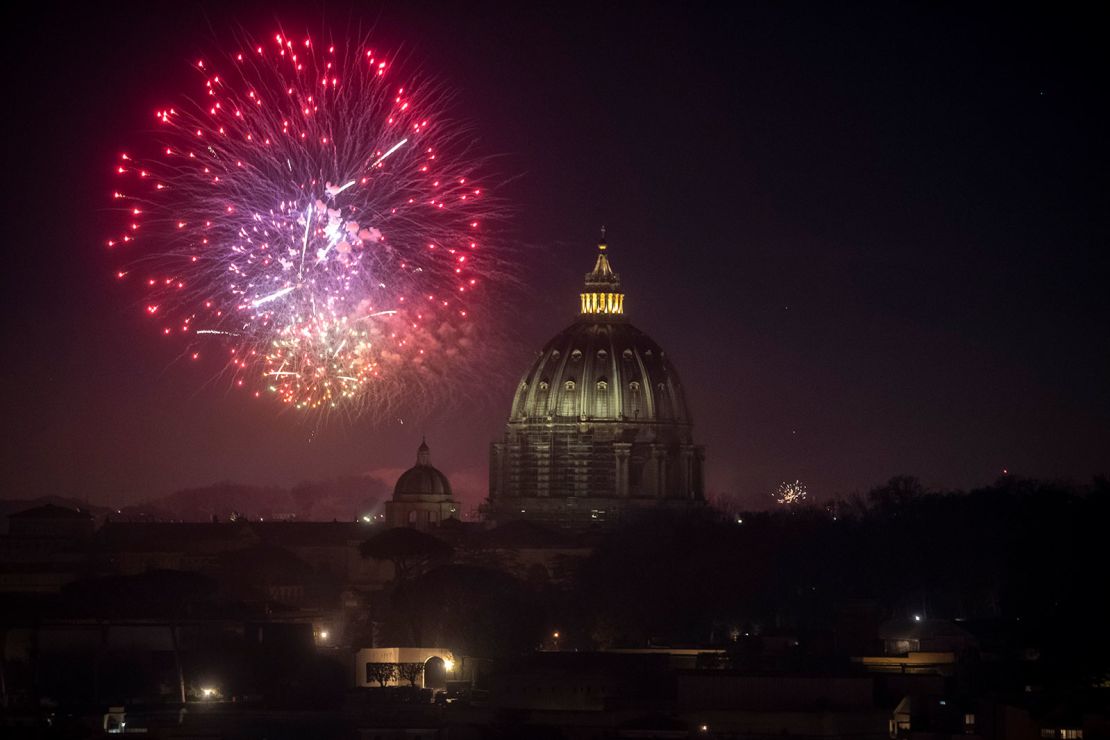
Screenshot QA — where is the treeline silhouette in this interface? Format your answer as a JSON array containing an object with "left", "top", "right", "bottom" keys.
[
  {"left": 556, "top": 475, "right": 1109, "bottom": 684},
  {"left": 356, "top": 475, "right": 1108, "bottom": 688}
]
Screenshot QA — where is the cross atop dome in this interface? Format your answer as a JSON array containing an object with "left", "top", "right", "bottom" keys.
[{"left": 581, "top": 229, "right": 624, "bottom": 316}]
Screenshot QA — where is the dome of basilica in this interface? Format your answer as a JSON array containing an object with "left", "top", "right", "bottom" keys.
[
  {"left": 486, "top": 232, "right": 706, "bottom": 528},
  {"left": 510, "top": 320, "right": 691, "bottom": 425}
]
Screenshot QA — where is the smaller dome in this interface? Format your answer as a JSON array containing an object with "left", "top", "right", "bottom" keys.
[{"left": 394, "top": 438, "right": 453, "bottom": 500}]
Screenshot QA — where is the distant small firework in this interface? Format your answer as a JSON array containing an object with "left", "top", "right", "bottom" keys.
[
  {"left": 109, "top": 28, "right": 504, "bottom": 418},
  {"left": 774, "top": 480, "right": 808, "bottom": 505}
]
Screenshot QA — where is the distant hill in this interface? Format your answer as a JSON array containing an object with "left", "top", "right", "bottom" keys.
[
  {"left": 1, "top": 475, "right": 391, "bottom": 526},
  {"left": 138, "top": 476, "right": 391, "bottom": 522}
]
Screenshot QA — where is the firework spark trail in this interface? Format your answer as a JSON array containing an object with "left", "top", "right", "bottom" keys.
[
  {"left": 108, "top": 28, "right": 505, "bottom": 418},
  {"left": 250, "top": 285, "right": 296, "bottom": 307},
  {"left": 371, "top": 138, "right": 408, "bottom": 167}
]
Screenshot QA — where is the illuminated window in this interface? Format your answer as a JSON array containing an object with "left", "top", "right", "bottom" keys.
[
  {"left": 1061, "top": 731, "right": 1083, "bottom": 740},
  {"left": 581, "top": 291, "right": 624, "bottom": 315},
  {"left": 622, "top": 349, "right": 633, "bottom": 360},
  {"left": 596, "top": 378, "right": 608, "bottom": 390},
  {"left": 571, "top": 349, "right": 582, "bottom": 361},
  {"left": 551, "top": 350, "right": 560, "bottom": 359},
  {"left": 564, "top": 380, "right": 576, "bottom": 391},
  {"left": 539, "top": 380, "right": 549, "bottom": 391},
  {"left": 629, "top": 381, "right": 640, "bottom": 392}
]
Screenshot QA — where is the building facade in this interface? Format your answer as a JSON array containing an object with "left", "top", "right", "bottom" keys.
[{"left": 486, "top": 235, "right": 706, "bottom": 527}]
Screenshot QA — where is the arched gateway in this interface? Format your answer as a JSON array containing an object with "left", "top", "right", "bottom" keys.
[{"left": 354, "top": 646, "right": 456, "bottom": 689}]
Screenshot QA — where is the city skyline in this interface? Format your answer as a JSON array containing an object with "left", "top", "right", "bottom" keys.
[{"left": 3, "top": 2, "right": 1107, "bottom": 512}]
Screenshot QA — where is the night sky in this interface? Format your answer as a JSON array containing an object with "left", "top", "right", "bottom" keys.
[{"left": 4, "top": 2, "right": 1108, "bottom": 512}]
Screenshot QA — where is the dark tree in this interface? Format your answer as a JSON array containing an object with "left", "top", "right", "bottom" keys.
[
  {"left": 365, "top": 662, "right": 397, "bottom": 687},
  {"left": 359, "top": 527, "right": 453, "bottom": 584},
  {"left": 396, "top": 662, "right": 424, "bottom": 687},
  {"left": 570, "top": 509, "right": 746, "bottom": 647},
  {"left": 866, "top": 475, "right": 927, "bottom": 511},
  {"left": 388, "top": 565, "right": 544, "bottom": 658},
  {"left": 60, "top": 570, "right": 217, "bottom": 704}
]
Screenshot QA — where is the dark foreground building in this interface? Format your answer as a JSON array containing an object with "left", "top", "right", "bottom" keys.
[{"left": 486, "top": 234, "right": 706, "bottom": 527}]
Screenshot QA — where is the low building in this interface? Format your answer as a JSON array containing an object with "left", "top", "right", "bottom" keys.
[
  {"left": 677, "top": 672, "right": 889, "bottom": 737},
  {"left": 878, "top": 618, "right": 978, "bottom": 656},
  {"left": 0, "top": 504, "right": 97, "bottom": 593},
  {"left": 354, "top": 646, "right": 457, "bottom": 689},
  {"left": 461, "top": 519, "right": 592, "bottom": 585}
]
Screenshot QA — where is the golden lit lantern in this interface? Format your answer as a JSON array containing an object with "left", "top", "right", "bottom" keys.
[{"left": 579, "top": 231, "right": 624, "bottom": 316}]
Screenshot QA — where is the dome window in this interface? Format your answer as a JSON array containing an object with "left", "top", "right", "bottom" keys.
[
  {"left": 550, "top": 350, "right": 560, "bottom": 359},
  {"left": 629, "top": 381, "right": 641, "bottom": 392},
  {"left": 622, "top": 349, "right": 633, "bottom": 360},
  {"left": 597, "top": 349, "right": 608, "bottom": 360},
  {"left": 571, "top": 349, "right": 583, "bottom": 361},
  {"left": 539, "top": 380, "right": 550, "bottom": 391},
  {"left": 564, "top": 380, "right": 576, "bottom": 391},
  {"left": 657, "top": 382, "right": 666, "bottom": 392},
  {"left": 596, "top": 378, "right": 609, "bottom": 391}
]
